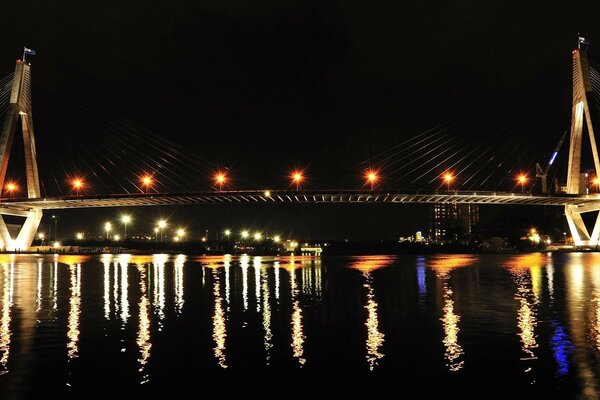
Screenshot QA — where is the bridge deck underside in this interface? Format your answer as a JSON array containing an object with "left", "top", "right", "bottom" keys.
[{"left": 0, "top": 191, "right": 597, "bottom": 210}]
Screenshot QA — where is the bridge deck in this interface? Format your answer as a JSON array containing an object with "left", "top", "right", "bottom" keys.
[{"left": 0, "top": 190, "right": 598, "bottom": 210}]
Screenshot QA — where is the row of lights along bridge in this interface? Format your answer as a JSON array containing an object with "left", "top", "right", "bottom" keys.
[
  {"left": 1, "top": 170, "right": 551, "bottom": 196},
  {"left": 38, "top": 215, "right": 284, "bottom": 245}
]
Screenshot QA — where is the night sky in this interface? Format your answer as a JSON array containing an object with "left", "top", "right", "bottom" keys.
[{"left": 1, "top": 0, "right": 600, "bottom": 240}]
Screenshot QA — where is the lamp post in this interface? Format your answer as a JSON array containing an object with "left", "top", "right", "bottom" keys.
[
  {"left": 121, "top": 215, "right": 131, "bottom": 239},
  {"left": 104, "top": 222, "right": 112, "bottom": 239},
  {"left": 157, "top": 220, "right": 167, "bottom": 242},
  {"left": 52, "top": 215, "right": 59, "bottom": 241}
]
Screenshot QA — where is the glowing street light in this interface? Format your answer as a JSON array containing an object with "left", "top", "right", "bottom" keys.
[
  {"left": 121, "top": 215, "right": 131, "bottom": 238},
  {"left": 264, "top": 190, "right": 271, "bottom": 197},
  {"left": 38, "top": 232, "right": 45, "bottom": 245},
  {"left": 593, "top": 177, "right": 600, "bottom": 191},
  {"left": 71, "top": 178, "right": 84, "bottom": 196},
  {"left": 365, "top": 169, "right": 379, "bottom": 191},
  {"left": 4, "top": 181, "right": 17, "bottom": 198},
  {"left": 154, "top": 227, "right": 159, "bottom": 242},
  {"left": 114, "top": 234, "right": 121, "bottom": 241},
  {"left": 104, "top": 222, "right": 112, "bottom": 239},
  {"left": 157, "top": 219, "right": 167, "bottom": 242},
  {"left": 254, "top": 232, "right": 262, "bottom": 241},
  {"left": 291, "top": 170, "right": 304, "bottom": 191},
  {"left": 517, "top": 174, "right": 528, "bottom": 193},
  {"left": 76, "top": 232, "right": 84, "bottom": 240},
  {"left": 214, "top": 172, "right": 227, "bottom": 192},
  {"left": 177, "top": 228, "right": 186, "bottom": 238},
  {"left": 273, "top": 235, "right": 281, "bottom": 243},
  {"left": 224, "top": 229, "right": 231, "bottom": 237},
  {"left": 443, "top": 172, "right": 454, "bottom": 191},
  {"left": 241, "top": 230, "right": 249, "bottom": 239},
  {"left": 141, "top": 174, "right": 154, "bottom": 193}
]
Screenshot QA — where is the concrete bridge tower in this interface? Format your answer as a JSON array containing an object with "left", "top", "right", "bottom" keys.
[
  {"left": 0, "top": 60, "right": 42, "bottom": 250},
  {"left": 565, "top": 37, "right": 600, "bottom": 246}
]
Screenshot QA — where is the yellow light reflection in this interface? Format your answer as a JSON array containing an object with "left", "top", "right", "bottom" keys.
[
  {"left": 254, "top": 257, "right": 261, "bottom": 312},
  {"left": 36, "top": 261, "right": 42, "bottom": 312},
  {"left": 364, "top": 272, "right": 384, "bottom": 371},
  {"left": 153, "top": 254, "right": 166, "bottom": 329},
  {"left": 212, "top": 268, "right": 227, "bottom": 368},
  {"left": 290, "top": 265, "right": 306, "bottom": 366},
  {"left": 53, "top": 262, "right": 58, "bottom": 312},
  {"left": 241, "top": 254, "right": 249, "bottom": 312},
  {"left": 262, "top": 269, "right": 272, "bottom": 364},
  {"left": 441, "top": 287, "right": 463, "bottom": 371},
  {"left": 506, "top": 255, "right": 540, "bottom": 375},
  {"left": 67, "top": 264, "right": 81, "bottom": 359},
  {"left": 351, "top": 257, "right": 391, "bottom": 371},
  {"left": 174, "top": 254, "right": 185, "bottom": 315},
  {"left": 120, "top": 255, "right": 130, "bottom": 324},
  {"left": 224, "top": 255, "right": 231, "bottom": 308},
  {"left": 103, "top": 256, "right": 111, "bottom": 320},
  {"left": 137, "top": 264, "right": 151, "bottom": 384},
  {"left": 429, "top": 255, "right": 475, "bottom": 372},
  {"left": 274, "top": 261, "right": 280, "bottom": 301},
  {"left": 113, "top": 258, "right": 119, "bottom": 317},
  {"left": 0, "top": 263, "right": 12, "bottom": 373}
]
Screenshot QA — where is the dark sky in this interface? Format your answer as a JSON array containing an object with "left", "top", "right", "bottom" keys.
[{"left": 1, "top": 0, "right": 599, "bottom": 240}]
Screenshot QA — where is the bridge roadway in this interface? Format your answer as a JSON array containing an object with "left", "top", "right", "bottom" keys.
[{"left": 0, "top": 190, "right": 598, "bottom": 211}]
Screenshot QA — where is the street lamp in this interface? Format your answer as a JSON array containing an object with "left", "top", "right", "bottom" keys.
[
  {"left": 154, "top": 227, "right": 159, "bottom": 242},
  {"left": 104, "top": 222, "right": 112, "bottom": 239},
  {"left": 365, "top": 169, "right": 379, "bottom": 191},
  {"left": 38, "top": 232, "right": 45, "bottom": 246},
  {"left": 177, "top": 228, "right": 185, "bottom": 239},
  {"left": 4, "top": 181, "right": 17, "bottom": 198},
  {"left": 517, "top": 174, "right": 528, "bottom": 193},
  {"left": 291, "top": 170, "right": 304, "bottom": 191},
  {"left": 76, "top": 232, "right": 84, "bottom": 240},
  {"left": 273, "top": 235, "right": 281, "bottom": 243},
  {"left": 52, "top": 215, "right": 59, "bottom": 241},
  {"left": 141, "top": 174, "right": 153, "bottom": 193},
  {"left": 121, "top": 215, "right": 131, "bottom": 239},
  {"left": 157, "top": 219, "right": 167, "bottom": 242},
  {"left": 224, "top": 229, "right": 231, "bottom": 238},
  {"left": 254, "top": 232, "right": 262, "bottom": 241},
  {"left": 443, "top": 172, "right": 454, "bottom": 191},
  {"left": 71, "top": 178, "right": 84, "bottom": 196},
  {"left": 214, "top": 172, "right": 227, "bottom": 192},
  {"left": 241, "top": 230, "right": 249, "bottom": 239}
]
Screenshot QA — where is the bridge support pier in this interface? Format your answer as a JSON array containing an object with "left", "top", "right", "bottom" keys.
[
  {"left": 565, "top": 204, "right": 600, "bottom": 247},
  {"left": 0, "top": 208, "right": 42, "bottom": 251}
]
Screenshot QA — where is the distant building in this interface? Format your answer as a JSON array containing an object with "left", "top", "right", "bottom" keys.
[{"left": 431, "top": 203, "right": 479, "bottom": 242}]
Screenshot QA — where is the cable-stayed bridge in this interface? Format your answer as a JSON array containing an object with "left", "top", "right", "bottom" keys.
[{"left": 0, "top": 40, "right": 600, "bottom": 249}]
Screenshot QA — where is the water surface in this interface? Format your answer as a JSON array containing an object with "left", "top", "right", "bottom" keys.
[{"left": 0, "top": 253, "right": 599, "bottom": 397}]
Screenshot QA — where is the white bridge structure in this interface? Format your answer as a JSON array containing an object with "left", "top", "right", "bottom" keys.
[{"left": 0, "top": 41, "right": 600, "bottom": 249}]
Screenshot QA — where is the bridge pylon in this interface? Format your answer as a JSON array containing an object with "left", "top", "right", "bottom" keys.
[
  {"left": 0, "top": 60, "right": 42, "bottom": 250},
  {"left": 565, "top": 38, "right": 600, "bottom": 246}
]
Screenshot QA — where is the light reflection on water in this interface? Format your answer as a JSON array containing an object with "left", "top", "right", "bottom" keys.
[
  {"left": 5, "top": 253, "right": 600, "bottom": 396},
  {"left": 429, "top": 255, "right": 475, "bottom": 372},
  {"left": 350, "top": 256, "right": 391, "bottom": 370},
  {"left": 506, "top": 254, "right": 541, "bottom": 378},
  {"left": 0, "top": 263, "right": 12, "bottom": 374}
]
